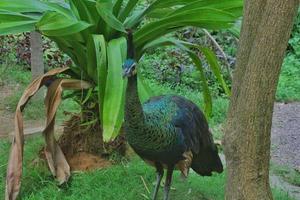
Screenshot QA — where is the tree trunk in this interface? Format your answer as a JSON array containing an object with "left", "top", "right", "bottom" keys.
[
  {"left": 224, "top": 1, "right": 298, "bottom": 200},
  {"left": 30, "top": 31, "right": 44, "bottom": 100},
  {"left": 30, "top": 31, "right": 44, "bottom": 79}
]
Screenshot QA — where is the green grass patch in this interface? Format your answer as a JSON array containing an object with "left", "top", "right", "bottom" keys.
[
  {"left": 0, "top": 137, "right": 295, "bottom": 200},
  {"left": 276, "top": 54, "right": 300, "bottom": 101},
  {"left": 0, "top": 64, "right": 80, "bottom": 121},
  {"left": 0, "top": 64, "right": 31, "bottom": 85},
  {"left": 271, "top": 163, "right": 300, "bottom": 187}
]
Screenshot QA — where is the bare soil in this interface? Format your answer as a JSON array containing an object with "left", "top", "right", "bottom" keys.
[
  {"left": 67, "top": 152, "right": 111, "bottom": 171},
  {"left": 0, "top": 84, "right": 16, "bottom": 137},
  {"left": 271, "top": 102, "right": 300, "bottom": 170}
]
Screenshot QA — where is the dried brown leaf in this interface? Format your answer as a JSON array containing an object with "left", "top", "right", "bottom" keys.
[
  {"left": 5, "top": 67, "right": 69, "bottom": 200},
  {"left": 43, "top": 79, "right": 91, "bottom": 184},
  {"left": 5, "top": 68, "right": 91, "bottom": 200}
]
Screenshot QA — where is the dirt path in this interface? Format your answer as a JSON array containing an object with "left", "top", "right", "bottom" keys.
[
  {"left": 0, "top": 84, "right": 16, "bottom": 137},
  {"left": 271, "top": 102, "right": 300, "bottom": 170},
  {"left": 270, "top": 175, "right": 300, "bottom": 200},
  {"left": 0, "top": 84, "right": 44, "bottom": 138}
]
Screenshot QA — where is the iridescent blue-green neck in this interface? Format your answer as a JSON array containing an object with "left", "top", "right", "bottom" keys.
[{"left": 125, "top": 75, "right": 145, "bottom": 130}]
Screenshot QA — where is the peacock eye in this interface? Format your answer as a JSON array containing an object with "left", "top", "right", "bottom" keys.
[{"left": 131, "top": 63, "right": 136, "bottom": 69}]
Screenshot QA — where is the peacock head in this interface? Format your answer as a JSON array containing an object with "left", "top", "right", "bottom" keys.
[{"left": 123, "top": 59, "right": 137, "bottom": 78}]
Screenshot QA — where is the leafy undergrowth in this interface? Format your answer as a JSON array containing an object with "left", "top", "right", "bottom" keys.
[{"left": 0, "top": 137, "right": 294, "bottom": 200}]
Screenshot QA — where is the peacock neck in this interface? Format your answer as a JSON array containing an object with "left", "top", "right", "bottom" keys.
[{"left": 125, "top": 75, "right": 145, "bottom": 131}]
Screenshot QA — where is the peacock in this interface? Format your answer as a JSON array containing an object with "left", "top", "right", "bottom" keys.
[{"left": 123, "top": 30, "right": 223, "bottom": 200}]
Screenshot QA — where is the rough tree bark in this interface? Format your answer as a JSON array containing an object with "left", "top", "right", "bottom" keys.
[
  {"left": 30, "top": 31, "right": 44, "bottom": 79},
  {"left": 30, "top": 31, "right": 44, "bottom": 99},
  {"left": 224, "top": 1, "right": 299, "bottom": 200}
]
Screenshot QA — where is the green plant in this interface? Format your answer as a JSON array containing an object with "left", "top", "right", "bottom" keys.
[{"left": 0, "top": 0, "right": 242, "bottom": 141}]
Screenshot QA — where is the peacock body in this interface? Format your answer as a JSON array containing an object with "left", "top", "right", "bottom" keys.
[
  {"left": 125, "top": 75, "right": 223, "bottom": 174},
  {"left": 123, "top": 31, "right": 223, "bottom": 200}
]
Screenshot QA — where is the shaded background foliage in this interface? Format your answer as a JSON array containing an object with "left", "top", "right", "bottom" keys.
[{"left": 0, "top": 33, "right": 72, "bottom": 69}]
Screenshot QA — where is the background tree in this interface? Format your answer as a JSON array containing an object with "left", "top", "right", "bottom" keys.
[
  {"left": 224, "top": 1, "right": 299, "bottom": 200},
  {"left": 30, "top": 31, "right": 44, "bottom": 80},
  {"left": 30, "top": 31, "right": 44, "bottom": 100}
]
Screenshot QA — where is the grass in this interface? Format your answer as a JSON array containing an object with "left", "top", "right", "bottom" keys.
[
  {"left": 0, "top": 64, "right": 80, "bottom": 122},
  {"left": 0, "top": 137, "right": 295, "bottom": 200},
  {"left": 271, "top": 163, "right": 300, "bottom": 187},
  {"left": 276, "top": 54, "right": 300, "bottom": 102}
]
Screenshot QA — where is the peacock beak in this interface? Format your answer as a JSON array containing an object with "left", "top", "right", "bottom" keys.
[
  {"left": 123, "top": 67, "right": 131, "bottom": 78},
  {"left": 122, "top": 63, "right": 137, "bottom": 78}
]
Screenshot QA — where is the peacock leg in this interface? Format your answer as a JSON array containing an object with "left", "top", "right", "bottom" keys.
[
  {"left": 152, "top": 163, "right": 164, "bottom": 200},
  {"left": 163, "top": 165, "right": 174, "bottom": 200}
]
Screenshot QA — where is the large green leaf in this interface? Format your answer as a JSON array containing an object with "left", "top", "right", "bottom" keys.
[
  {"left": 200, "top": 47, "right": 231, "bottom": 96},
  {"left": 148, "top": 0, "right": 199, "bottom": 9},
  {"left": 142, "top": 36, "right": 234, "bottom": 116},
  {"left": 53, "top": 37, "right": 89, "bottom": 77},
  {"left": 182, "top": 42, "right": 232, "bottom": 97},
  {"left": 0, "top": 0, "right": 75, "bottom": 18},
  {"left": 45, "top": 2, "right": 75, "bottom": 18},
  {"left": 113, "top": 0, "right": 124, "bottom": 16},
  {"left": 69, "top": 0, "right": 95, "bottom": 23},
  {"left": 141, "top": 37, "right": 212, "bottom": 117},
  {"left": 102, "top": 37, "right": 127, "bottom": 141},
  {"left": 123, "top": 9, "right": 146, "bottom": 29},
  {"left": 0, "top": 20, "right": 36, "bottom": 35},
  {"left": 124, "top": 0, "right": 208, "bottom": 28},
  {"left": 134, "top": 8, "right": 237, "bottom": 50},
  {"left": 188, "top": 52, "right": 212, "bottom": 117},
  {"left": 92, "top": 35, "right": 107, "bottom": 122},
  {"left": 96, "top": 0, "right": 126, "bottom": 33},
  {"left": 86, "top": 37, "right": 98, "bottom": 83},
  {"left": 118, "top": 0, "right": 139, "bottom": 22},
  {"left": 168, "top": 0, "right": 243, "bottom": 18},
  {"left": 36, "top": 12, "right": 91, "bottom": 36},
  {"left": 0, "top": 10, "right": 38, "bottom": 34},
  {"left": 69, "top": 0, "right": 100, "bottom": 34},
  {"left": 141, "top": 37, "right": 190, "bottom": 54},
  {"left": 0, "top": 0, "right": 50, "bottom": 13}
]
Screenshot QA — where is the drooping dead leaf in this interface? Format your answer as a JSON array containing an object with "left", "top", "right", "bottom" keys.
[
  {"left": 5, "top": 67, "right": 92, "bottom": 200},
  {"left": 43, "top": 79, "right": 91, "bottom": 184}
]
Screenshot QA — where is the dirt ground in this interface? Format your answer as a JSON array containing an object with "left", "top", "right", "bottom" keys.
[
  {"left": 0, "top": 84, "right": 44, "bottom": 137},
  {"left": 0, "top": 84, "right": 15, "bottom": 137},
  {"left": 271, "top": 102, "right": 300, "bottom": 170}
]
